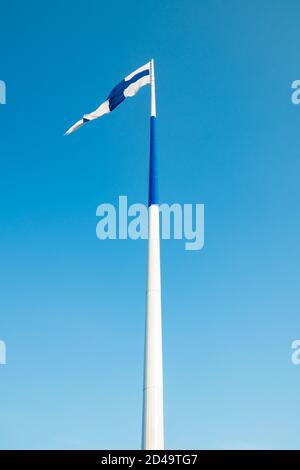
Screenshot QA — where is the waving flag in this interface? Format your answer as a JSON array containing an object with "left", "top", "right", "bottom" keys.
[
  {"left": 65, "top": 62, "right": 150, "bottom": 135},
  {"left": 65, "top": 59, "right": 164, "bottom": 450}
]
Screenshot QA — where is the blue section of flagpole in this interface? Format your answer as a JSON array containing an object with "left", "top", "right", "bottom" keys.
[{"left": 148, "top": 116, "right": 158, "bottom": 206}]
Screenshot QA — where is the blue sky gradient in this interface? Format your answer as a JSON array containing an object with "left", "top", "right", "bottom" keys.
[{"left": 0, "top": 0, "right": 300, "bottom": 449}]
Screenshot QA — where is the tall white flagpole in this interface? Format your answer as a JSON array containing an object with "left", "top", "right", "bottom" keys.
[{"left": 142, "top": 59, "right": 164, "bottom": 450}]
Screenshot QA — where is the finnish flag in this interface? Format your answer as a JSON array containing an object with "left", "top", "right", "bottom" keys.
[{"left": 65, "top": 62, "right": 151, "bottom": 135}]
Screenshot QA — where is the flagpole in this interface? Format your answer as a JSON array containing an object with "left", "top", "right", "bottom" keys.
[{"left": 142, "top": 58, "right": 164, "bottom": 450}]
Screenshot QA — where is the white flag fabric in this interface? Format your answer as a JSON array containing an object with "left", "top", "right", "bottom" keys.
[{"left": 65, "top": 62, "right": 150, "bottom": 135}]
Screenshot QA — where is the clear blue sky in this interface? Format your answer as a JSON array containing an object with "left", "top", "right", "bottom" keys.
[{"left": 1, "top": 0, "right": 300, "bottom": 450}]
